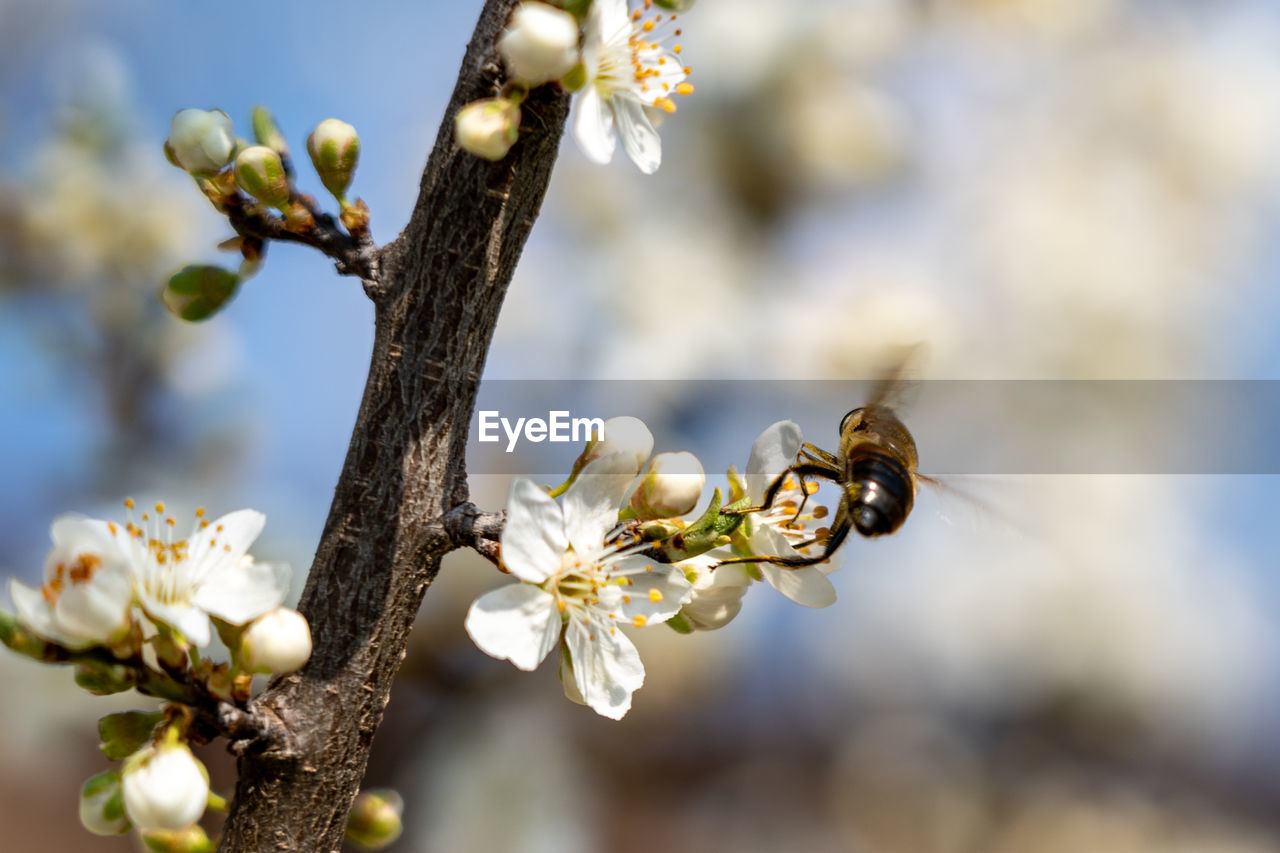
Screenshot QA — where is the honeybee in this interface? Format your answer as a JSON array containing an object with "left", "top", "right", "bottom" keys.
[{"left": 719, "top": 356, "right": 923, "bottom": 569}]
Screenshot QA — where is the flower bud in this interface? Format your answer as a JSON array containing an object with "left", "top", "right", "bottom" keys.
[
  {"left": 161, "top": 264, "right": 241, "bottom": 322},
  {"left": 122, "top": 736, "right": 209, "bottom": 832},
  {"left": 239, "top": 607, "right": 312, "bottom": 675},
  {"left": 578, "top": 415, "right": 653, "bottom": 474},
  {"left": 167, "top": 109, "right": 235, "bottom": 174},
  {"left": 630, "top": 451, "right": 705, "bottom": 518},
  {"left": 498, "top": 2, "right": 581, "bottom": 86},
  {"left": 233, "top": 145, "right": 291, "bottom": 210},
  {"left": 345, "top": 789, "right": 404, "bottom": 850},
  {"left": 306, "top": 118, "right": 360, "bottom": 201},
  {"left": 80, "top": 770, "right": 130, "bottom": 836},
  {"left": 454, "top": 98, "right": 521, "bottom": 161}
]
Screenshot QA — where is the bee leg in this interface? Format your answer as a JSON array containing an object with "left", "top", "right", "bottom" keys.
[
  {"left": 724, "top": 462, "right": 840, "bottom": 515},
  {"left": 714, "top": 492, "right": 853, "bottom": 569},
  {"left": 799, "top": 442, "right": 839, "bottom": 467}
]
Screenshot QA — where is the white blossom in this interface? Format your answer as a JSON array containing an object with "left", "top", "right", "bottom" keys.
[
  {"left": 741, "top": 421, "right": 837, "bottom": 608},
  {"left": 465, "top": 453, "right": 693, "bottom": 719},
  {"left": 123, "top": 502, "right": 291, "bottom": 647},
  {"left": 630, "top": 450, "right": 705, "bottom": 518},
  {"left": 80, "top": 770, "right": 129, "bottom": 836},
  {"left": 677, "top": 550, "right": 752, "bottom": 631},
  {"left": 8, "top": 516, "right": 134, "bottom": 648},
  {"left": 573, "top": 0, "right": 694, "bottom": 173}
]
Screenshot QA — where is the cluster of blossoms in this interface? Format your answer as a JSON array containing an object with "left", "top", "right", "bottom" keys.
[
  {"left": 455, "top": 0, "right": 696, "bottom": 174},
  {"left": 160, "top": 105, "right": 365, "bottom": 322},
  {"left": 465, "top": 415, "right": 836, "bottom": 719},
  {"left": 1, "top": 502, "right": 312, "bottom": 849}
]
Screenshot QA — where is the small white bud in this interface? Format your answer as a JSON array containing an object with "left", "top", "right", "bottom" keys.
[
  {"left": 167, "top": 109, "right": 235, "bottom": 174},
  {"left": 307, "top": 118, "right": 360, "bottom": 201},
  {"left": 122, "top": 738, "right": 209, "bottom": 832},
  {"left": 630, "top": 451, "right": 705, "bottom": 518},
  {"left": 80, "top": 770, "right": 130, "bottom": 836},
  {"left": 239, "top": 607, "right": 312, "bottom": 675},
  {"left": 454, "top": 98, "right": 522, "bottom": 161},
  {"left": 579, "top": 416, "right": 653, "bottom": 474},
  {"left": 498, "top": 2, "right": 581, "bottom": 86},
  {"left": 233, "top": 145, "right": 291, "bottom": 210}
]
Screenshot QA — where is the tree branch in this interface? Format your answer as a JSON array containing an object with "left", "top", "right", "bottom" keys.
[
  {"left": 217, "top": 1, "right": 568, "bottom": 848},
  {"left": 224, "top": 194, "right": 379, "bottom": 280}
]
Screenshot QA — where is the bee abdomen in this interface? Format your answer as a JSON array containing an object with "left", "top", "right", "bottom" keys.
[{"left": 846, "top": 451, "right": 915, "bottom": 537}]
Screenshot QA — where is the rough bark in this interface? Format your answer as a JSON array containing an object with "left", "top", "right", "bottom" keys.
[{"left": 217, "top": 2, "right": 569, "bottom": 848}]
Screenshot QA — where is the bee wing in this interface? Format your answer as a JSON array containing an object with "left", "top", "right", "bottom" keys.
[
  {"left": 862, "top": 342, "right": 930, "bottom": 412},
  {"left": 916, "top": 473, "right": 1042, "bottom": 542}
]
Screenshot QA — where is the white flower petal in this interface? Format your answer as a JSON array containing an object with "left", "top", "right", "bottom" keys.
[
  {"left": 186, "top": 509, "right": 265, "bottom": 575},
  {"left": 9, "top": 578, "right": 71, "bottom": 645},
  {"left": 563, "top": 453, "right": 634, "bottom": 555},
  {"left": 613, "top": 97, "right": 662, "bottom": 174},
  {"left": 566, "top": 615, "right": 644, "bottom": 720},
  {"left": 573, "top": 87, "right": 616, "bottom": 165},
  {"left": 592, "top": 0, "right": 631, "bottom": 41},
  {"left": 192, "top": 559, "right": 291, "bottom": 626},
  {"left": 745, "top": 420, "right": 803, "bottom": 503},
  {"left": 501, "top": 479, "right": 568, "bottom": 583},
  {"left": 611, "top": 557, "right": 692, "bottom": 624},
  {"left": 49, "top": 515, "right": 125, "bottom": 558},
  {"left": 465, "top": 583, "right": 560, "bottom": 671},
  {"left": 139, "top": 593, "right": 212, "bottom": 647},
  {"left": 53, "top": 563, "right": 132, "bottom": 642},
  {"left": 759, "top": 564, "right": 837, "bottom": 609}
]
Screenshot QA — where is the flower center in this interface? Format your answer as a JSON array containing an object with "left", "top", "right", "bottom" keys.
[
  {"left": 596, "top": 0, "right": 694, "bottom": 113},
  {"left": 120, "top": 499, "right": 225, "bottom": 605},
  {"left": 41, "top": 552, "right": 103, "bottom": 604}
]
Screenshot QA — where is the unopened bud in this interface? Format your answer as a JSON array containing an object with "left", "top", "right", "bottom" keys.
[
  {"left": 499, "top": 2, "right": 581, "bottom": 86},
  {"left": 578, "top": 416, "right": 653, "bottom": 475},
  {"left": 122, "top": 733, "right": 209, "bottom": 832},
  {"left": 345, "top": 789, "right": 404, "bottom": 850},
  {"left": 80, "top": 770, "right": 130, "bottom": 836},
  {"left": 630, "top": 451, "right": 705, "bottom": 518},
  {"left": 454, "top": 98, "right": 521, "bottom": 161},
  {"left": 167, "top": 109, "right": 235, "bottom": 174},
  {"left": 233, "top": 145, "right": 291, "bottom": 210},
  {"left": 307, "top": 118, "right": 360, "bottom": 201},
  {"left": 141, "top": 825, "right": 215, "bottom": 853},
  {"left": 239, "top": 607, "right": 312, "bottom": 675},
  {"left": 251, "top": 105, "right": 291, "bottom": 160},
  {"left": 678, "top": 559, "right": 751, "bottom": 631}
]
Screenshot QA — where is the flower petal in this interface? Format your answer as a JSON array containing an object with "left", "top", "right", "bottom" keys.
[
  {"left": 53, "top": 562, "right": 132, "bottom": 642},
  {"left": 611, "top": 557, "right": 692, "bottom": 625},
  {"left": 49, "top": 515, "right": 125, "bottom": 558},
  {"left": 192, "top": 559, "right": 291, "bottom": 626},
  {"left": 613, "top": 97, "right": 662, "bottom": 175},
  {"left": 139, "top": 593, "right": 212, "bottom": 647},
  {"left": 465, "top": 583, "right": 560, "bottom": 671},
  {"left": 501, "top": 479, "right": 568, "bottom": 583},
  {"left": 186, "top": 509, "right": 266, "bottom": 579},
  {"left": 573, "top": 87, "right": 616, "bottom": 165},
  {"left": 563, "top": 453, "right": 635, "bottom": 556},
  {"left": 745, "top": 421, "right": 803, "bottom": 503},
  {"left": 8, "top": 579, "right": 73, "bottom": 646},
  {"left": 759, "top": 564, "right": 837, "bottom": 609},
  {"left": 565, "top": 615, "right": 644, "bottom": 720}
]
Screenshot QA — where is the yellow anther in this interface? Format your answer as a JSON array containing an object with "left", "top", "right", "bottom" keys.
[
  {"left": 557, "top": 600, "right": 567, "bottom": 612},
  {"left": 124, "top": 498, "right": 135, "bottom": 509},
  {"left": 633, "top": 615, "right": 647, "bottom": 627},
  {"left": 805, "top": 482, "right": 820, "bottom": 495},
  {"left": 223, "top": 544, "right": 231, "bottom": 552},
  {"left": 166, "top": 517, "right": 176, "bottom": 527},
  {"left": 195, "top": 507, "right": 206, "bottom": 518},
  {"left": 813, "top": 506, "right": 829, "bottom": 519},
  {"left": 673, "top": 45, "right": 683, "bottom": 54},
  {"left": 676, "top": 83, "right": 694, "bottom": 96},
  {"left": 623, "top": 595, "right": 632, "bottom": 603},
  {"left": 648, "top": 588, "right": 663, "bottom": 602},
  {"left": 643, "top": 19, "right": 654, "bottom": 32},
  {"left": 155, "top": 502, "right": 165, "bottom": 513},
  {"left": 107, "top": 521, "right": 118, "bottom": 535}
]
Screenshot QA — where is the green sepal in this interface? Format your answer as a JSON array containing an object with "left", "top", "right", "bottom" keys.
[
  {"left": 0, "top": 608, "right": 61, "bottom": 662},
  {"left": 558, "top": 0, "right": 591, "bottom": 19},
  {"left": 162, "top": 264, "right": 241, "bottom": 322},
  {"left": 81, "top": 769, "right": 121, "bottom": 799},
  {"left": 559, "top": 62, "right": 588, "bottom": 92},
  {"left": 650, "top": 488, "right": 747, "bottom": 561},
  {"left": 75, "top": 662, "right": 136, "bottom": 695},
  {"left": 141, "top": 825, "right": 215, "bottom": 853},
  {"left": 665, "top": 612, "right": 694, "bottom": 634},
  {"left": 98, "top": 711, "right": 164, "bottom": 760},
  {"left": 654, "top": 0, "right": 695, "bottom": 9},
  {"left": 104, "top": 787, "right": 127, "bottom": 822},
  {"left": 726, "top": 464, "right": 749, "bottom": 505}
]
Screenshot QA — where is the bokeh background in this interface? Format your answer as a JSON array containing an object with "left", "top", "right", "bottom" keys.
[{"left": 4, "top": 0, "right": 1280, "bottom": 850}]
